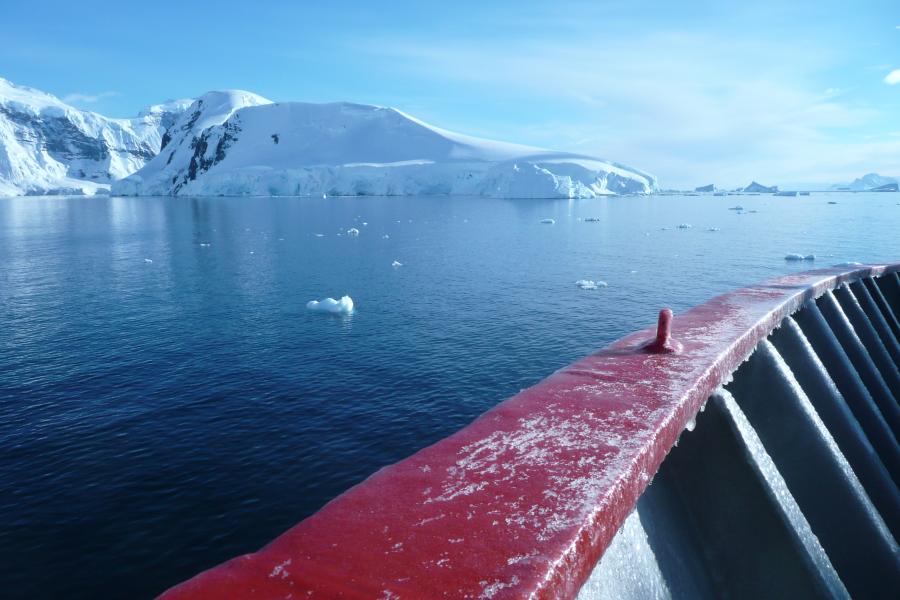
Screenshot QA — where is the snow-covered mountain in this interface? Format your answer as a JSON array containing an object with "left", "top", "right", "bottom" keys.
[
  {"left": 113, "top": 91, "right": 656, "bottom": 198},
  {"left": 831, "top": 173, "right": 898, "bottom": 191},
  {"left": 0, "top": 77, "right": 191, "bottom": 196},
  {"left": 741, "top": 181, "right": 778, "bottom": 193}
]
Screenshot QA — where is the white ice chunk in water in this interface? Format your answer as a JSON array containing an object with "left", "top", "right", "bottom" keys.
[
  {"left": 833, "top": 261, "right": 862, "bottom": 267},
  {"left": 677, "top": 223, "right": 692, "bottom": 229},
  {"left": 785, "top": 254, "right": 804, "bottom": 261},
  {"left": 706, "top": 227, "right": 720, "bottom": 232},
  {"left": 382, "top": 234, "right": 390, "bottom": 239},
  {"left": 392, "top": 260, "right": 403, "bottom": 267},
  {"left": 144, "top": 258, "right": 153, "bottom": 263},
  {"left": 306, "top": 295, "right": 354, "bottom": 315},
  {"left": 540, "top": 218, "right": 556, "bottom": 224},
  {"left": 347, "top": 228, "right": 360, "bottom": 236},
  {"left": 576, "top": 279, "right": 607, "bottom": 290}
]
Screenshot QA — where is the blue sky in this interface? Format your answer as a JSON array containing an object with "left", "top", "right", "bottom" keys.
[{"left": 2, "top": 0, "right": 898, "bottom": 188}]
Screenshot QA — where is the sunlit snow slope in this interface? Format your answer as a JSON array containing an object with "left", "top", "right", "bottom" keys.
[
  {"left": 0, "top": 77, "right": 192, "bottom": 196},
  {"left": 114, "top": 94, "right": 656, "bottom": 198}
]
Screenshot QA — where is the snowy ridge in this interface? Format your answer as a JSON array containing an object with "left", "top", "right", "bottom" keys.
[
  {"left": 114, "top": 96, "right": 656, "bottom": 198},
  {"left": 0, "top": 77, "right": 192, "bottom": 196},
  {"left": 831, "top": 173, "right": 898, "bottom": 191}
]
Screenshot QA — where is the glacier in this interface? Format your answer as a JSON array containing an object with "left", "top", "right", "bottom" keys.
[
  {"left": 112, "top": 91, "right": 656, "bottom": 198},
  {"left": 1, "top": 76, "right": 656, "bottom": 198},
  {"left": 0, "top": 77, "right": 191, "bottom": 196}
]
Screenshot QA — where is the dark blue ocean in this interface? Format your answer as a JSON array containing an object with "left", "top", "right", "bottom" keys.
[{"left": 1, "top": 192, "right": 897, "bottom": 598}]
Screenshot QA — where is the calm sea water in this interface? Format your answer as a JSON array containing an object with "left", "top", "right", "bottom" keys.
[{"left": 1, "top": 192, "right": 898, "bottom": 598}]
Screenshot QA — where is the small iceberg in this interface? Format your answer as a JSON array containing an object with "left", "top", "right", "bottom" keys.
[
  {"left": 833, "top": 261, "right": 862, "bottom": 267},
  {"left": 576, "top": 279, "right": 608, "bottom": 290},
  {"left": 584, "top": 217, "right": 601, "bottom": 222},
  {"left": 728, "top": 205, "right": 744, "bottom": 211},
  {"left": 306, "top": 295, "right": 354, "bottom": 315},
  {"left": 347, "top": 228, "right": 360, "bottom": 236},
  {"left": 785, "top": 254, "right": 816, "bottom": 261},
  {"left": 143, "top": 258, "right": 153, "bottom": 263},
  {"left": 392, "top": 260, "right": 403, "bottom": 267},
  {"left": 706, "top": 227, "right": 720, "bottom": 232},
  {"left": 540, "top": 218, "right": 556, "bottom": 224},
  {"left": 677, "top": 223, "right": 692, "bottom": 229},
  {"left": 199, "top": 242, "right": 211, "bottom": 247},
  {"left": 382, "top": 234, "right": 390, "bottom": 239}
]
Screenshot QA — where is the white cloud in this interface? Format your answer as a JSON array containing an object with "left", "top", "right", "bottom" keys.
[
  {"left": 884, "top": 70, "right": 900, "bottom": 85},
  {"left": 62, "top": 91, "right": 119, "bottom": 104}
]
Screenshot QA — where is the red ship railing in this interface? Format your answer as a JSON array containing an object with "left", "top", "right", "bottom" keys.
[{"left": 160, "top": 264, "right": 900, "bottom": 599}]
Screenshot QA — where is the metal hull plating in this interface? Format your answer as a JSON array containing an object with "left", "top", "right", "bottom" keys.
[{"left": 161, "top": 266, "right": 900, "bottom": 599}]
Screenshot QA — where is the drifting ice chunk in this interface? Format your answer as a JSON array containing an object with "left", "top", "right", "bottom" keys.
[
  {"left": 347, "top": 228, "right": 360, "bottom": 236},
  {"left": 785, "top": 254, "right": 816, "bottom": 261},
  {"left": 144, "top": 258, "right": 153, "bottom": 263},
  {"left": 728, "top": 205, "right": 744, "bottom": 210},
  {"left": 382, "top": 234, "right": 390, "bottom": 239},
  {"left": 833, "top": 261, "right": 862, "bottom": 267},
  {"left": 540, "top": 218, "right": 556, "bottom": 224},
  {"left": 306, "top": 296, "right": 354, "bottom": 315},
  {"left": 576, "top": 279, "right": 608, "bottom": 290},
  {"left": 706, "top": 227, "right": 720, "bottom": 232},
  {"left": 677, "top": 223, "right": 692, "bottom": 229},
  {"left": 392, "top": 260, "right": 403, "bottom": 267}
]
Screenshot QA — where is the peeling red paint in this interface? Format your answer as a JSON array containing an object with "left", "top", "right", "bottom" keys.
[{"left": 159, "top": 264, "right": 900, "bottom": 600}]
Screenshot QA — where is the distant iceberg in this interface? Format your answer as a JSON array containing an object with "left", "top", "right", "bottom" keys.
[
  {"left": 742, "top": 181, "right": 778, "bottom": 193},
  {"left": 307, "top": 296, "right": 354, "bottom": 315}
]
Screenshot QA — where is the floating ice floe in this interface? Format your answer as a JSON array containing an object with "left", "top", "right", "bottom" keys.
[
  {"left": 392, "top": 260, "right": 403, "bottom": 267},
  {"left": 833, "top": 261, "right": 862, "bottom": 267},
  {"left": 540, "top": 218, "right": 556, "bottom": 224},
  {"left": 575, "top": 279, "right": 608, "bottom": 290},
  {"left": 677, "top": 223, "right": 692, "bottom": 229},
  {"left": 706, "top": 227, "right": 720, "bottom": 232},
  {"left": 347, "top": 228, "right": 360, "bottom": 236},
  {"left": 785, "top": 254, "right": 816, "bottom": 261},
  {"left": 306, "top": 295, "right": 354, "bottom": 315},
  {"left": 362, "top": 222, "right": 368, "bottom": 226},
  {"left": 828, "top": 201, "right": 838, "bottom": 205},
  {"left": 199, "top": 242, "right": 211, "bottom": 247},
  {"left": 314, "top": 233, "right": 324, "bottom": 237},
  {"left": 728, "top": 205, "right": 744, "bottom": 210},
  {"left": 143, "top": 258, "right": 153, "bottom": 263},
  {"left": 382, "top": 234, "right": 390, "bottom": 239},
  {"left": 584, "top": 217, "right": 601, "bottom": 222}
]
